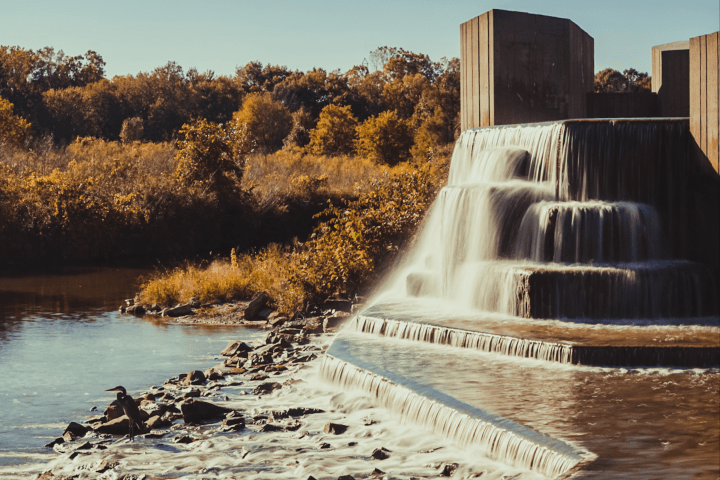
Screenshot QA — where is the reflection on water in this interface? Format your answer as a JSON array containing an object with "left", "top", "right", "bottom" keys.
[
  {"left": 331, "top": 331, "right": 720, "bottom": 479},
  {"left": 0, "top": 267, "right": 263, "bottom": 468}
]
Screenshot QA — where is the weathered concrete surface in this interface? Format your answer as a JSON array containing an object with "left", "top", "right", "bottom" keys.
[
  {"left": 460, "top": 9, "right": 593, "bottom": 129},
  {"left": 586, "top": 93, "right": 658, "bottom": 118},
  {"left": 652, "top": 41, "right": 690, "bottom": 117},
  {"left": 690, "top": 32, "right": 720, "bottom": 174}
]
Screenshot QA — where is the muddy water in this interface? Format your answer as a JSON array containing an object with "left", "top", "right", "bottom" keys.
[{"left": 0, "top": 268, "right": 264, "bottom": 470}]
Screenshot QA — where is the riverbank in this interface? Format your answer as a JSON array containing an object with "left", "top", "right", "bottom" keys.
[{"left": 23, "top": 311, "right": 521, "bottom": 480}]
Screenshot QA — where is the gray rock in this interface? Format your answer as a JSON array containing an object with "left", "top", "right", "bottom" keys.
[
  {"left": 244, "top": 291, "right": 269, "bottom": 319},
  {"left": 63, "top": 421, "right": 89, "bottom": 438}
]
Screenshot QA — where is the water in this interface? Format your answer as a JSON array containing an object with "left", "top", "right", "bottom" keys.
[
  {"left": 321, "top": 119, "right": 719, "bottom": 478},
  {"left": 0, "top": 267, "right": 265, "bottom": 470}
]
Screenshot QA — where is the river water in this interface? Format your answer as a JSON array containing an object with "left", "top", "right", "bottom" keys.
[{"left": 0, "top": 267, "right": 264, "bottom": 472}]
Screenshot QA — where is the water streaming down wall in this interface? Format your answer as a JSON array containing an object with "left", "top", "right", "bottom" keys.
[
  {"left": 320, "top": 119, "right": 718, "bottom": 478},
  {"left": 376, "top": 119, "right": 718, "bottom": 321},
  {"left": 320, "top": 354, "right": 584, "bottom": 478}
]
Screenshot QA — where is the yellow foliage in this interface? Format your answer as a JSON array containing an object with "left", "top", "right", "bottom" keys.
[{"left": 0, "top": 97, "right": 31, "bottom": 147}]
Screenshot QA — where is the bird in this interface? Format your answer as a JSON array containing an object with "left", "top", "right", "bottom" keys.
[{"left": 106, "top": 386, "right": 143, "bottom": 441}]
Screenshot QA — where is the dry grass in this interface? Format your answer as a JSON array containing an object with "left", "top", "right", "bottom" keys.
[{"left": 138, "top": 244, "right": 305, "bottom": 314}]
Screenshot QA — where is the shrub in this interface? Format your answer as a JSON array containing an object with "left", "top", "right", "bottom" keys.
[
  {"left": 231, "top": 92, "right": 292, "bottom": 154},
  {"left": 306, "top": 104, "right": 358, "bottom": 155},
  {"left": 355, "top": 110, "right": 413, "bottom": 165},
  {"left": 120, "top": 117, "right": 144, "bottom": 143},
  {"left": 0, "top": 97, "right": 31, "bottom": 147}
]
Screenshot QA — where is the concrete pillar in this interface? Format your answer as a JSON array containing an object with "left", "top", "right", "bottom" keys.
[
  {"left": 690, "top": 32, "right": 719, "bottom": 173},
  {"left": 460, "top": 9, "right": 593, "bottom": 130},
  {"left": 651, "top": 41, "right": 690, "bottom": 117}
]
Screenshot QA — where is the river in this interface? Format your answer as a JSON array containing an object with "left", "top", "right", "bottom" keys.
[{"left": 0, "top": 267, "right": 264, "bottom": 471}]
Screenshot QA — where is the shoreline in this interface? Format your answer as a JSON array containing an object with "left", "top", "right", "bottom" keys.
[{"left": 22, "top": 309, "right": 522, "bottom": 480}]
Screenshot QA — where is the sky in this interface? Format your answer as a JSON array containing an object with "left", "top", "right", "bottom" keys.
[{"left": 1, "top": 0, "right": 718, "bottom": 78}]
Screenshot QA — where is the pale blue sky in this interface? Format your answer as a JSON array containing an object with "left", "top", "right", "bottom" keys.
[{"left": 1, "top": 0, "right": 718, "bottom": 78}]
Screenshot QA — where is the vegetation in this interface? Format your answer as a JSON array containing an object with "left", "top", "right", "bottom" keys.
[{"left": 594, "top": 68, "right": 651, "bottom": 93}]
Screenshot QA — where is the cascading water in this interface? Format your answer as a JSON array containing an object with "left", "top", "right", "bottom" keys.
[{"left": 321, "top": 119, "right": 719, "bottom": 478}]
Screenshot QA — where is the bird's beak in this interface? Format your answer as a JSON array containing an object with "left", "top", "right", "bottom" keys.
[{"left": 105, "top": 387, "right": 121, "bottom": 392}]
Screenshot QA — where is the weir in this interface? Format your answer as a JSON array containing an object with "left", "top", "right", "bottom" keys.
[{"left": 320, "top": 119, "right": 720, "bottom": 478}]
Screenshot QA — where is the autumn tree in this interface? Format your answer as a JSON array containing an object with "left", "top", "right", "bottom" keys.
[
  {"left": 306, "top": 104, "right": 358, "bottom": 155},
  {"left": 174, "top": 119, "right": 250, "bottom": 197},
  {"left": 284, "top": 106, "right": 314, "bottom": 148},
  {"left": 0, "top": 97, "right": 31, "bottom": 147},
  {"left": 120, "top": 117, "right": 144, "bottom": 143},
  {"left": 231, "top": 92, "right": 292, "bottom": 154},
  {"left": 355, "top": 110, "right": 413, "bottom": 165}
]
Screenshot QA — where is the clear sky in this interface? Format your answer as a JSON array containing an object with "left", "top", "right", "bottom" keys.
[{"left": 1, "top": 0, "right": 718, "bottom": 78}]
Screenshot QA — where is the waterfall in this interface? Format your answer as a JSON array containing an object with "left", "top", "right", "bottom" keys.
[
  {"left": 320, "top": 354, "right": 584, "bottom": 478},
  {"left": 320, "top": 119, "right": 718, "bottom": 478}
]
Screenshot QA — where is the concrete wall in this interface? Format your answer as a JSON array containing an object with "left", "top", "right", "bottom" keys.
[
  {"left": 651, "top": 41, "right": 690, "bottom": 117},
  {"left": 460, "top": 10, "right": 593, "bottom": 130},
  {"left": 690, "top": 32, "right": 719, "bottom": 174},
  {"left": 586, "top": 93, "right": 658, "bottom": 118}
]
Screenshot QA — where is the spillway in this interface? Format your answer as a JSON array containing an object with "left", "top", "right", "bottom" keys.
[{"left": 320, "top": 119, "right": 720, "bottom": 478}]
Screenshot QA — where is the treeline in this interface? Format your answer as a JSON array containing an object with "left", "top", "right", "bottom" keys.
[{"left": 0, "top": 45, "right": 459, "bottom": 155}]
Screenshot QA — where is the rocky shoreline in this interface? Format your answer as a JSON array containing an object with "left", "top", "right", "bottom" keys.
[{"left": 28, "top": 297, "right": 516, "bottom": 480}]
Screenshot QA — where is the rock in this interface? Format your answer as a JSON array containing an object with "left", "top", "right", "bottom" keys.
[
  {"left": 221, "top": 340, "right": 251, "bottom": 357},
  {"left": 62, "top": 431, "right": 76, "bottom": 442},
  {"left": 183, "top": 370, "right": 206, "bottom": 385},
  {"left": 125, "top": 299, "right": 135, "bottom": 307},
  {"left": 269, "top": 408, "right": 324, "bottom": 422},
  {"left": 204, "top": 366, "right": 224, "bottom": 381},
  {"left": 371, "top": 468, "right": 385, "bottom": 476},
  {"left": 44, "top": 437, "right": 64, "bottom": 448},
  {"left": 261, "top": 423, "right": 285, "bottom": 432},
  {"left": 104, "top": 402, "right": 124, "bottom": 421},
  {"left": 370, "top": 447, "right": 390, "bottom": 460},
  {"left": 146, "top": 415, "right": 172, "bottom": 429},
  {"left": 161, "top": 411, "right": 182, "bottom": 423},
  {"left": 250, "top": 373, "right": 269, "bottom": 381},
  {"left": 252, "top": 382, "right": 282, "bottom": 395},
  {"left": 174, "top": 435, "right": 195, "bottom": 444},
  {"left": 268, "top": 312, "right": 288, "bottom": 326},
  {"left": 118, "top": 305, "right": 126, "bottom": 313},
  {"left": 318, "top": 442, "right": 331, "bottom": 449},
  {"left": 245, "top": 353, "right": 274, "bottom": 367},
  {"left": 188, "top": 297, "right": 200, "bottom": 308},
  {"left": 95, "top": 416, "right": 132, "bottom": 435},
  {"left": 337, "top": 476, "right": 355, "bottom": 480},
  {"left": 164, "top": 303, "right": 194, "bottom": 317},
  {"left": 440, "top": 463, "right": 459, "bottom": 476},
  {"left": 301, "top": 317, "right": 324, "bottom": 335},
  {"left": 244, "top": 291, "right": 269, "bottom": 319},
  {"left": 180, "top": 399, "right": 233, "bottom": 423},
  {"left": 223, "top": 414, "right": 245, "bottom": 428},
  {"left": 95, "top": 459, "right": 119, "bottom": 473},
  {"left": 323, "top": 423, "right": 348, "bottom": 435},
  {"left": 322, "top": 298, "right": 352, "bottom": 312},
  {"left": 351, "top": 303, "right": 366, "bottom": 314},
  {"left": 256, "top": 307, "right": 274, "bottom": 320},
  {"left": 149, "top": 303, "right": 161, "bottom": 312},
  {"left": 63, "top": 421, "right": 89, "bottom": 438},
  {"left": 178, "top": 389, "right": 201, "bottom": 400}
]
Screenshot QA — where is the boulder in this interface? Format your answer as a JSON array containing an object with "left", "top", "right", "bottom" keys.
[
  {"left": 104, "top": 402, "right": 124, "bottom": 421},
  {"left": 183, "top": 370, "right": 206, "bottom": 386},
  {"left": 180, "top": 399, "right": 233, "bottom": 423},
  {"left": 164, "top": 303, "right": 194, "bottom": 317},
  {"left": 95, "top": 416, "right": 131, "bottom": 435},
  {"left": 323, "top": 312, "right": 351, "bottom": 332},
  {"left": 178, "top": 389, "right": 201, "bottom": 400},
  {"left": 204, "top": 366, "right": 224, "bottom": 381},
  {"left": 244, "top": 291, "right": 269, "bottom": 319},
  {"left": 126, "top": 304, "right": 146, "bottom": 316},
  {"left": 323, "top": 423, "right": 348, "bottom": 435},
  {"left": 44, "top": 437, "right": 64, "bottom": 448},
  {"left": 322, "top": 298, "right": 352, "bottom": 312},
  {"left": 174, "top": 435, "right": 195, "bottom": 444},
  {"left": 221, "top": 340, "right": 251, "bottom": 357},
  {"left": 268, "top": 312, "right": 288, "bottom": 327},
  {"left": 252, "top": 382, "right": 282, "bottom": 395},
  {"left": 188, "top": 297, "right": 200, "bottom": 308},
  {"left": 146, "top": 415, "right": 172, "bottom": 429},
  {"left": 63, "top": 421, "right": 89, "bottom": 438},
  {"left": 440, "top": 463, "right": 459, "bottom": 477},
  {"left": 338, "top": 476, "right": 355, "bottom": 480}
]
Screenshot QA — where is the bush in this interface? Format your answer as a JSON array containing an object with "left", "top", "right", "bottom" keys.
[
  {"left": 306, "top": 104, "right": 358, "bottom": 155},
  {"left": 120, "top": 117, "right": 144, "bottom": 143},
  {"left": 231, "top": 92, "right": 292, "bottom": 154},
  {"left": 355, "top": 110, "right": 413, "bottom": 165},
  {"left": 0, "top": 97, "right": 31, "bottom": 147}
]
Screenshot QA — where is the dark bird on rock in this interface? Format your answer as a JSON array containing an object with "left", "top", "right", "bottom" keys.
[{"left": 106, "top": 386, "right": 143, "bottom": 441}]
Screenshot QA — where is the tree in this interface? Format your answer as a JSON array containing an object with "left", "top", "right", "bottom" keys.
[
  {"left": 120, "top": 117, "right": 144, "bottom": 143},
  {"left": 306, "top": 104, "right": 358, "bottom": 155},
  {"left": 231, "top": 92, "right": 292, "bottom": 154},
  {"left": 594, "top": 68, "right": 651, "bottom": 93},
  {"left": 0, "top": 97, "right": 31, "bottom": 147},
  {"left": 355, "top": 110, "right": 413, "bottom": 165},
  {"left": 284, "top": 106, "right": 314, "bottom": 148},
  {"left": 173, "top": 119, "right": 249, "bottom": 197}
]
